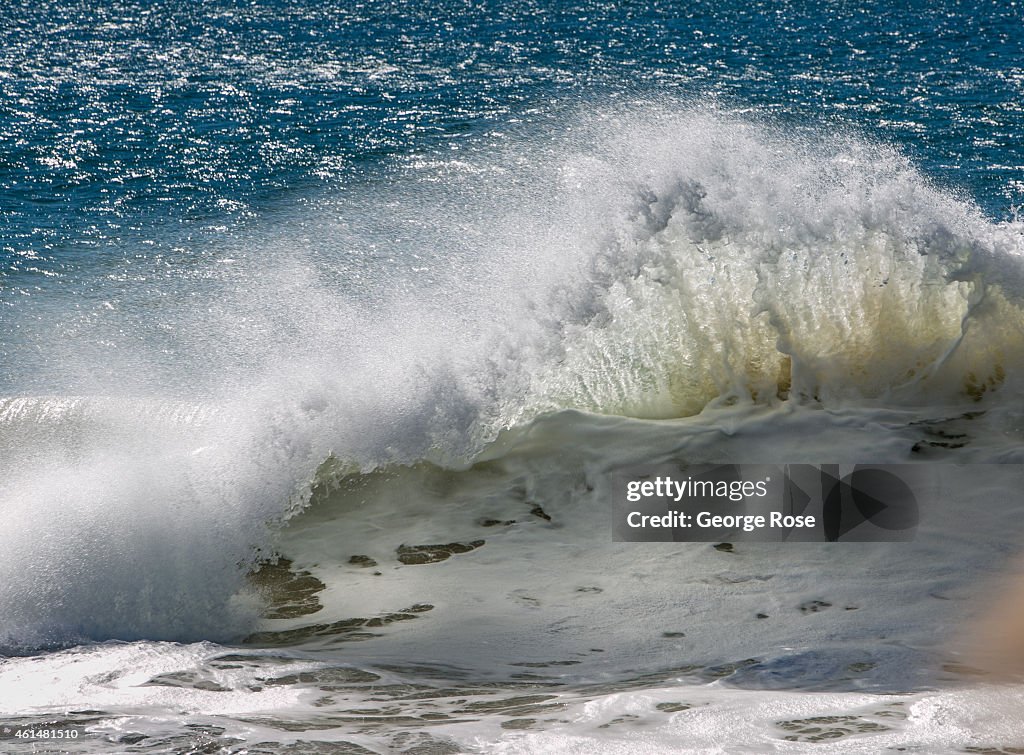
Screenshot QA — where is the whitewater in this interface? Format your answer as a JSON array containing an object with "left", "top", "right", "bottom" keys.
[{"left": 2, "top": 97, "right": 1024, "bottom": 752}]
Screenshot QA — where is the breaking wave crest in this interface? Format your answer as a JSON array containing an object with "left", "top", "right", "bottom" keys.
[{"left": 2, "top": 104, "right": 1024, "bottom": 649}]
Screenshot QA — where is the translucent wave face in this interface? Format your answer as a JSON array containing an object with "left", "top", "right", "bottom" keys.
[{"left": 2, "top": 103, "right": 1023, "bottom": 649}]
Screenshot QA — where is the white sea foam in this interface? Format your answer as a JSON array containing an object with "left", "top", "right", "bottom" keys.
[{"left": 2, "top": 104, "right": 1023, "bottom": 651}]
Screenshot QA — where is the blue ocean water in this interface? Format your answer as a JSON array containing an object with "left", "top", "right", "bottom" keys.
[
  {"left": 3, "top": 0, "right": 1022, "bottom": 274},
  {"left": 0, "top": 0, "right": 1020, "bottom": 396},
  {"left": 4, "top": 2, "right": 1024, "bottom": 752}
]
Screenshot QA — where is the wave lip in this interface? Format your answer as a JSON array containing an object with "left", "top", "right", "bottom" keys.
[{"left": 500, "top": 109, "right": 1024, "bottom": 421}]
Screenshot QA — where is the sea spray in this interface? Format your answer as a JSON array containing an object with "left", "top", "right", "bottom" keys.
[{"left": 2, "top": 104, "right": 1023, "bottom": 650}]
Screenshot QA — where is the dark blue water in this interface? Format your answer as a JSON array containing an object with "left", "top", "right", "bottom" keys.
[
  {"left": 3, "top": 0, "right": 1021, "bottom": 252},
  {"left": 1, "top": 0, "right": 1022, "bottom": 388}
]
